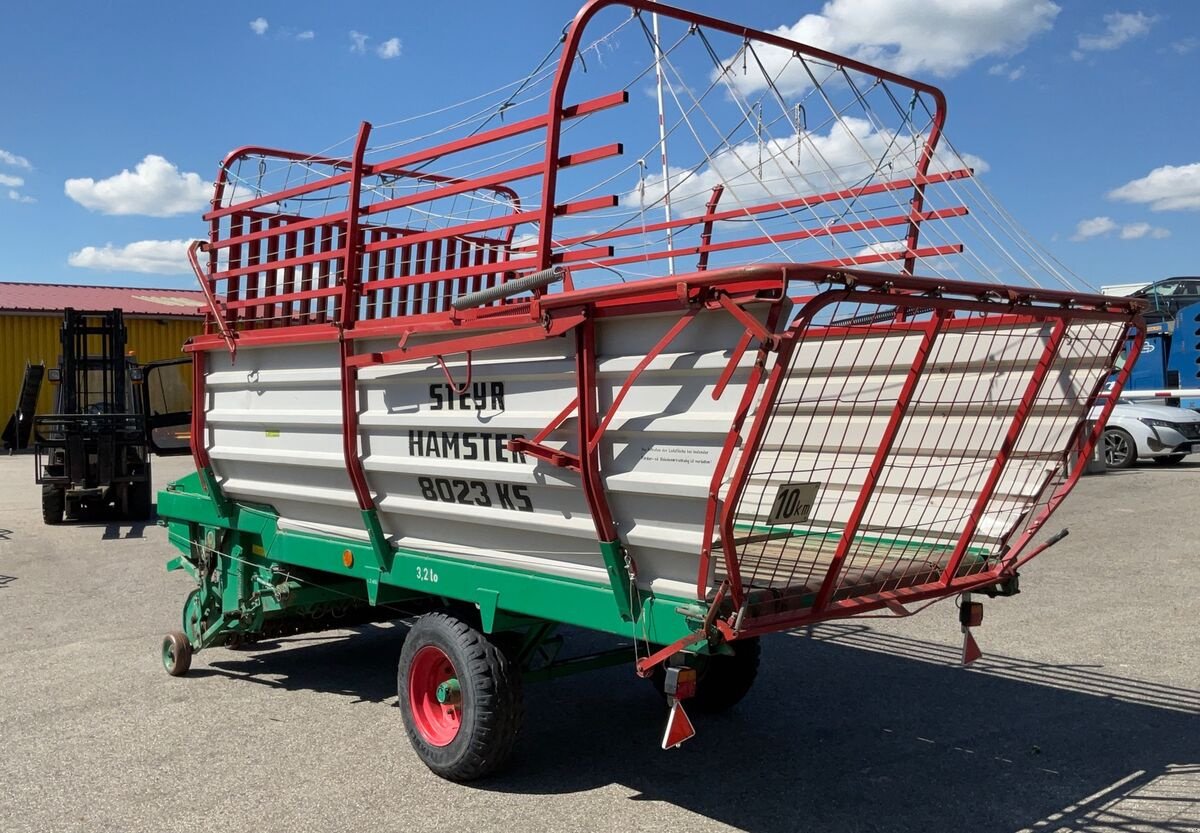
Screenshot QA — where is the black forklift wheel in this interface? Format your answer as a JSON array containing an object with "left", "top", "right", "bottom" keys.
[
  {"left": 162, "top": 631, "right": 193, "bottom": 677},
  {"left": 41, "top": 485, "right": 64, "bottom": 525},
  {"left": 398, "top": 612, "right": 524, "bottom": 782}
]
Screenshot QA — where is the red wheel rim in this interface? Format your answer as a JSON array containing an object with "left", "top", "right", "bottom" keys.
[{"left": 408, "top": 645, "right": 461, "bottom": 747}]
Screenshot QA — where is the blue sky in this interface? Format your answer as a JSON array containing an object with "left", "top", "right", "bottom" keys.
[{"left": 0, "top": 0, "right": 1196, "bottom": 291}]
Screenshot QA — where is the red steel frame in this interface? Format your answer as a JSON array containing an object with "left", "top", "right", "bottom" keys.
[
  {"left": 712, "top": 278, "right": 1142, "bottom": 634},
  {"left": 182, "top": 1, "right": 1145, "bottom": 661}
]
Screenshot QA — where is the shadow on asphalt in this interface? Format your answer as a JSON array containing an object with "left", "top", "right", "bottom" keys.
[
  {"left": 61, "top": 504, "right": 158, "bottom": 540},
  {"left": 194, "top": 621, "right": 1198, "bottom": 832}
]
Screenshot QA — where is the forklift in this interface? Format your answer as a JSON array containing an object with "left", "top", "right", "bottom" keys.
[{"left": 34, "top": 308, "right": 191, "bottom": 524}]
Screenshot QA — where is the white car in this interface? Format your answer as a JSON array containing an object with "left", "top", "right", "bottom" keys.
[{"left": 1096, "top": 399, "right": 1200, "bottom": 469}]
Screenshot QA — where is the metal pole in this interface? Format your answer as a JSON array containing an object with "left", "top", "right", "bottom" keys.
[{"left": 651, "top": 10, "right": 675, "bottom": 275}]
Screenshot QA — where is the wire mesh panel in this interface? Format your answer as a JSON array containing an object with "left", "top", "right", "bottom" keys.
[{"left": 718, "top": 287, "right": 1128, "bottom": 625}]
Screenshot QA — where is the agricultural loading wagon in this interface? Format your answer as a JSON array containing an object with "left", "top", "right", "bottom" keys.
[{"left": 157, "top": 0, "right": 1144, "bottom": 780}]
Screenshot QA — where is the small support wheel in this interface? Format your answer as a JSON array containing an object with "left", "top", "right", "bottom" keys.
[
  {"left": 651, "top": 637, "right": 761, "bottom": 714},
  {"left": 162, "top": 631, "right": 193, "bottom": 677},
  {"left": 398, "top": 612, "right": 523, "bottom": 782}
]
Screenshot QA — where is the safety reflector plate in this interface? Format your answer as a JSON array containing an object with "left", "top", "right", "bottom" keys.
[
  {"left": 661, "top": 700, "right": 696, "bottom": 749},
  {"left": 961, "top": 630, "right": 983, "bottom": 665}
]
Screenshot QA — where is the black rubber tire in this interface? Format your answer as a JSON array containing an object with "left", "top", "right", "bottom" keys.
[
  {"left": 1153, "top": 453, "right": 1187, "bottom": 466},
  {"left": 41, "top": 485, "right": 64, "bottom": 525},
  {"left": 162, "top": 631, "right": 193, "bottom": 677},
  {"left": 398, "top": 612, "right": 523, "bottom": 782},
  {"left": 651, "top": 637, "right": 762, "bottom": 714},
  {"left": 1103, "top": 428, "right": 1137, "bottom": 469},
  {"left": 127, "top": 474, "right": 153, "bottom": 520}
]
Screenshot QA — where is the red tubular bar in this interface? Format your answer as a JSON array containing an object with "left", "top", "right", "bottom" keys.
[
  {"left": 571, "top": 208, "right": 967, "bottom": 273},
  {"left": 360, "top": 164, "right": 538, "bottom": 217},
  {"left": 551, "top": 169, "right": 972, "bottom": 251},
  {"left": 696, "top": 300, "right": 786, "bottom": 600},
  {"left": 364, "top": 89, "right": 626, "bottom": 177},
  {"left": 575, "top": 317, "right": 619, "bottom": 541},
  {"left": 539, "top": 0, "right": 950, "bottom": 271},
  {"left": 1009, "top": 325, "right": 1144, "bottom": 570},
  {"left": 587, "top": 307, "right": 701, "bottom": 454},
  {"left": 207, "top": 169, "right": 355, "bottom": 221},
  {"left": 188, "top": 347, "right": 210, "bottom": 470},
  {"left": 360, "top": 210, "right": 540, "bottom": 255},
  {"left": 812, "top": 244, "right": 963, "bottom": 269},
  {"left": 696, "top": 185, "right": 724, "bottom": 272},
  {"left": 339, "top": 123, "right": 376, "bottom": 511},
  {"left": 807, "top": 309, "right": 949, "bottom": 614},
  {"left": 937, "top": 318, "right": 1069, "bottom": 584}
]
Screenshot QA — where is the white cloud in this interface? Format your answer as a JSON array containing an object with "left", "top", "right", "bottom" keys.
[
  {"left": 855, "top": 240, "right": 908, "bottom": 257},
  {"left": 1171, "top": 37, "right": 1198, "bottom": 55},
  {"left": 1, "top": 173, "right": 34, "bottom": 203},
  {"left": 1074, "top": 11, "right": 1156, "bottom": 57},
  {"left": 717, "top": 0, "right": 1059, "bottom": 97},
  {"left": 349, "top": 30, "right": 368, "bottom": 53},
  {"left": 1118, "top": 222, "right": 1170, "bottom": 240},
  {"left": 988, "top": 62, "right": 1025, "bottom": 80},
  {"left": 1070, "top": 216, "right": 1169, "bottom": 241},
  {"left": 64, "top": 155, "right": 209, "bottom": 217},
  {"left": 1109, "top": 163, "right": 1200, "bottom": 211},
  {"left": 297, "top": 30, "right": 315, "bottom": 40},
  {"left": 68, "top": 239, "right": 193, "bottom": 275},
  {"left": 1, "top": 167, "right": 33, "bottom": 201},
  {"left": 376, "top": 37, "right": 402, "bottom": 59},
  {"left": 1071, "top": 216, "right": 1117, "bottom": 241},
  {"left": 0, "top": 148, "right": 32, "bottom": 170},
  {"left": 250, "top": 17, "right": 268, "bottom": 36},
  {"left": 624, "top": 116, "right": 986, "bottom": 220}
]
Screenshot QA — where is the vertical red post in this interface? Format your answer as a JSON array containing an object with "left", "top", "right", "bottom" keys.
[
  {"left": 939, "top": 318, "right": 1068, "bottom": 583},
  {"left": 338, "top": 122, "right": 378, "bottom": 512},
  {"left": 574, "top": 316, "right": 618, "bottom": 541},
  {"left": 339, "top": 122, "right": 371, "bottom": 330},
  {"left": 810, "top": 308, "right": 948, "bottom": 614}
]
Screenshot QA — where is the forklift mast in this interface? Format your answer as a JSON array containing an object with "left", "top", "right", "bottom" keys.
[{"left": 57, "top": 308, "right": 130, "bottom": 416}]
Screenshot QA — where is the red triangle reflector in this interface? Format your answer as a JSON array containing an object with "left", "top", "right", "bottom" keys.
[
  {"left": 661, "top": 700, "right": 696, "bottom": 749},
  {"left": 962, "top": 630, "right": 982, "bottom": 665}
]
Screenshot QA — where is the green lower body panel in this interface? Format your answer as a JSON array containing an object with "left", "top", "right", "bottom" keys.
[{"left": 159, "top": 472, "right": 704, "bottom": 652}]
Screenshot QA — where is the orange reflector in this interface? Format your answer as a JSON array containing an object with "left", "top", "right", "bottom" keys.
[
  {"left": 342, "top": 550, "right": 354, "bottom": 568},
  {"left": 661, "top": 700, "right": 696, "bottom": 749},
  {"left": 960, "top": 600, "right": 984, "bottom": 628}
]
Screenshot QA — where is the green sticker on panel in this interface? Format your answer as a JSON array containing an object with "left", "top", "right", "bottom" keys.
[{"left": 265, "top": 430, "right": 280, "bottom": 438}]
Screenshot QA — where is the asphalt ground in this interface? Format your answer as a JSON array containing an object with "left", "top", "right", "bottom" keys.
[{"left": 0, "top": 452, "right": 1196, "bottom": 833}]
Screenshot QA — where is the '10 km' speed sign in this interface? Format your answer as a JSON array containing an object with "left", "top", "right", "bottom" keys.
[{"left": 764, "top": 482, "right": 820, "bottom": 525}]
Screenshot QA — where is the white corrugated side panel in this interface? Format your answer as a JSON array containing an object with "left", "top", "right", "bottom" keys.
[{"left": 203, "top": 305, "right": 774, "bottom": 598}]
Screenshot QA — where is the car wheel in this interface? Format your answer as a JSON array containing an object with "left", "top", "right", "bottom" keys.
[
  {"left": 1104, "top": 428, "right": 1137, "bottom": 469},
  {"left": 1153, "top": 453, "right": 1187, "bottom": 466}
]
